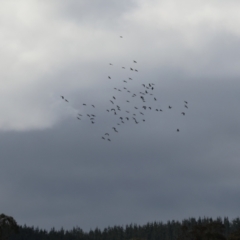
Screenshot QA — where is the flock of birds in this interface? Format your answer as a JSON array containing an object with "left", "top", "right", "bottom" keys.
[{"left": 60, "top": 36, "right": 189, "bottom": 142}]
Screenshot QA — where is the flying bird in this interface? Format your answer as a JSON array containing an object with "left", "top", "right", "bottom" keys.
[{"left": 112, "top": 127, "right": 118, "bottom": 133}]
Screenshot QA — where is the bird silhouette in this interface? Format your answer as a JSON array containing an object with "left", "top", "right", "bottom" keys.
[
  {"left": 112, "top": 127, "right": 118, "bottom": 133},
  {"left": 61, "top": 96, "right": 64, "bottom": 99}
]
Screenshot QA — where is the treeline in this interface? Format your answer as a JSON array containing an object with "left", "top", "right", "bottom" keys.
[{"left": 6, "top": 217, "right": 240, "bottom": 240}]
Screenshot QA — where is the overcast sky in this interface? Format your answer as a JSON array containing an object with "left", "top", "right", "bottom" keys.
[{"left": 1, "top": 0, "right": 240, "bottom": 232}]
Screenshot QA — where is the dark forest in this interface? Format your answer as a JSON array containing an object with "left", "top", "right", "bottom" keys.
[{"left": 1, "top": 216, "right": 240, "bottom": 240}]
